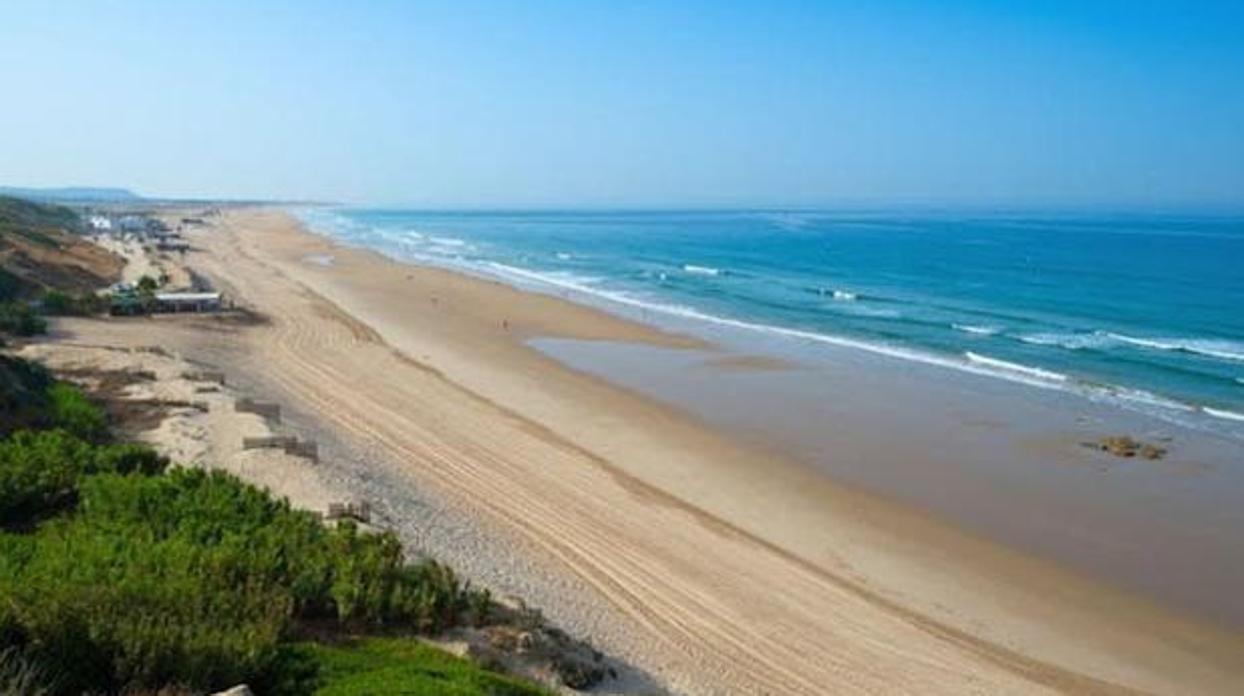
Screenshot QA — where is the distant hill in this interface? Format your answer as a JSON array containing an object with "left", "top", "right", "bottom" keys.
[
  {"left": 0, "top": 196, "right": 123, "bottom": 300},
  {"left": 0, "top": 186, "right": 143, "bottom": 203}
]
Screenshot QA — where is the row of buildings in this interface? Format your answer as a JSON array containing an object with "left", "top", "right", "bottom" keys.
[{"left": 88, "top": 211, "right": 223, "bottom": 315}]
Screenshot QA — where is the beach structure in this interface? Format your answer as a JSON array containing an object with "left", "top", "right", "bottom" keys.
[
  {"left": 241, "top": 435, "right": 295, "bottom": 450},
  {"left": 235, "top": 397, "right": 281, "bottom": 421},
  {"left": 108, "top": 288, "right": 144, "bottom": 315},
  {"left": 326, "top": 501, "right": 372, "bottom": 524},
  {"left": 284, "top": 439, "right": 319, "bottom": 462},
  {"left": 117, "top": 215, "right": 147, "bottom": 232},
  {"left": 87, "top": 215, "right": 113, "bottom": 231},
  {"left": 146, "top": 227, "right": 179, "bottom": 241},
  {"left": 154, "top": 291, "right": 220, "bottom": 312},
  {"left": 183, "top": 369, "right": 226, "bottom": 385},
  {"left": 156, "top": 239, "right": 191, "bottom": 252},
  {"left": 108, "top": 285, "right": 222, "bottom": 315}
]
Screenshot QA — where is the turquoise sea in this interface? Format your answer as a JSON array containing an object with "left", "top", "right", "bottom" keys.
[{"left": 299, "top": 208, "right": 1244, "bottom": 441}]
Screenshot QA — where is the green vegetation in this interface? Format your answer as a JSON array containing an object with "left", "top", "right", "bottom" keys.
[
  {"left": 0, "top": 301, "right": 46, "bottom": 336},
  {"left": 40, "top": 289, "right": 108, "bottom": 317},
  {"left": 0, "top": 196, "right": 117, "bottom": 330},
  {"left": 0, "top": 356, "right": 55, "bottom": 435},
  {"left": 291, "top": 638, "right": 552, "bottom": 696},
  {"left": 0, "top": 196, "right": 80, "bottom": 248},
  {"left": 0, "top": 198, "right": 78, "bottom": 335},
  {"left": 0, "top": 355, "right": 536, "bottom": 695},
  {"left": 0, "top": 430, "right": 164, "bottom": 527}
]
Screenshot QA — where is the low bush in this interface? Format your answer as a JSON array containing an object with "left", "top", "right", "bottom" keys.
[
  {"left": 0, "top": 301, "right": 46, "bottom": 336},
  {"left": 0, "top": 355, "right": 511, "bottom": 695},
  {"left": 0, "top": 459, "right": 489, "bottom": 693},
  {"left": 0, "top": 356, "right": 53, "bottom": 436},
  {"left": 0, "top": 429, "right": 168, "bottom": 527},
  {"left": 41, "top": 290, "right": 108, "bottom": 317},
  {"left": 45, "top": 383, "right": 109, "bottom": 442}
]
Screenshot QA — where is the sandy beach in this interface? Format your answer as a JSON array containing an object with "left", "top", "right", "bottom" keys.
[{"left": 43, "top": 207, "right": 1244, "bottom": 695}]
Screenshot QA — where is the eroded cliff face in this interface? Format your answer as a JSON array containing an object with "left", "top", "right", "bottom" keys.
[{"left": 0, "top": 196, "right": 124, "bottom": 298}]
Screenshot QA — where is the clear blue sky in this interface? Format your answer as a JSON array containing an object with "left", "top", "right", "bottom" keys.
[{"left": 2, "top": 1, "right": 1241, "bottom": 208}]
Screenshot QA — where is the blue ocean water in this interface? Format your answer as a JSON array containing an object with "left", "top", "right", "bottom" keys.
[{"left": 299, "top": 208, "right": 1244, "bottom": 439}]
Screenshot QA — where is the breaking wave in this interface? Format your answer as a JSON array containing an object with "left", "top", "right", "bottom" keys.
[
  {"left": 964, "top": 352, "right": 1068, "bottom": 382},
  {"left": 1106, "top": 334, "right": 1244, "bottom": 363},
  {"left": 682, "top": 264, "right": 721, "bottom": 276},
  {"left": 952, "top": 323, "right": 1000, "bottom": 336}
]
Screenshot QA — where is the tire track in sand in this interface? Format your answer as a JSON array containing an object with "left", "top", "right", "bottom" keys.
[{"left": 184, "top": 214, "right": 1166, "bottom": 696}]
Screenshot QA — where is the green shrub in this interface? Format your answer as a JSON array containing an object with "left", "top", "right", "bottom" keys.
[
  {"left": 0, "top": 430, "right": 90, "bottom": 526},
  {"left": 0, "top": 356, "right": 53, "bottom": 437},
  {"left": 0, "top": 301, "right": 46, "bottom": 336},
  {"left": 0, "top": 354, "right": 515, "bottom": 695},
  {"left": 41, "top": 290, "right": 108, "bottom": 317},
  {"left": 0, "top": 472, "right": 297, "bottom": 692},
  {"left": 0, "top": 465, "right": 491, "bottom": 693},
  {"left": 46, "top": 383, "right": 108, "bottom": 442},
  {"left": 0, "top": 430, "right": 167, "bottom": 527}
]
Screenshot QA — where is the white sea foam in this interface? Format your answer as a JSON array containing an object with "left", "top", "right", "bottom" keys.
[
  {"left": 555, "top": 252, "right": 573, "bottom": 260},
  {"left": 831, "top": 290, "right": 857, "bottom": 301},
  {"left": 1106, "top": 333, "right": 1244, "bottom": 363},
  {"left": 832, "top": 304, "right": 900, "bottom": 319},
  {"left": 1204, "top": 407, "right": 1244, "bottom": 422},
  {"left": 964, "top": 352, "right": 1068, "bottom": 382},
  {"left": 484, "top": 262, "right": 1086, "bottom": 392},
  {"left": 1017, "top": 332, "right": 1112, "bottom": 350},
  {"left": 293, "top": 210, "right": 1243, "bottom": 438},
  {"left": 429, "top": 236, "right": 468, "bottom": 247},
  {"left": 1103, "top": 386, "right": 1194, "bottom": 412},
  {"left": 683, "top": 264, "right": 721, "bottom": 276},
  {"left": 952, "top": 323, "right": 999, "bottom": 336},
  {"left": 489, "top": 262, "right": 1211, "bottom": 422}
]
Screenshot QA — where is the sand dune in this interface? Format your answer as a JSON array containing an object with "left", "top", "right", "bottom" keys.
[{"left": 58, "top": 208, "right": 1244, "bottom": 695}]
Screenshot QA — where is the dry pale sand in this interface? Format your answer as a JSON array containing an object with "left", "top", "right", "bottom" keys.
[
  {"left": 17, "top": 340, "right": 343, "bottom": 515},
  {"left": 52, "top": 208, "right": 1244, "bottom": 695},
  {"left": 91, "top": 233, "right": 193, "bottom": 289}
]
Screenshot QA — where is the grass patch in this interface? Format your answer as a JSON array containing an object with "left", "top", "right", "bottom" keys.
[{"left": 292, "top": 637, "right": 554, "bottom": 696}]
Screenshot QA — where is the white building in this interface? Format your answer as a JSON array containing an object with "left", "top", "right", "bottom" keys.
[{"left": 118, "top": 215, "right": 147, "bottom": 232}]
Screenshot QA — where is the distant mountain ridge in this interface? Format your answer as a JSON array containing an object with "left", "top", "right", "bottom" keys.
[{"left": 0, "top": 186, "right": 143, "bottom": 203}]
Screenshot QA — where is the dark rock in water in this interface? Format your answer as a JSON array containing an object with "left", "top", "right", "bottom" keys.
[
  {"left": 1096, "top": 435, "right": 1167, "bottom": 460},
  {"left": 1138, "top": 444, "right": 1167, "bottom": 460}
]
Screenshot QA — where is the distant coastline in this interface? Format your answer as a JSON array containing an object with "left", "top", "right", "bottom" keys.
[
  {"left": 213, "top": 206, "right": 1244, "bottom": 693},
  {"left": 295, "top": 206, "right": 1244, "bottom": 442},
  {"left": 11, "top": 201, "right": 1243, "bottom": 693}
]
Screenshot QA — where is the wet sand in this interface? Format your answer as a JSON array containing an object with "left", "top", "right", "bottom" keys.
[
  {"left": 532, "top": 337, "right": 1244, "bottom": 626},
  {"left": 65, "top": 206, "right": 1244, "bottom": 695}
]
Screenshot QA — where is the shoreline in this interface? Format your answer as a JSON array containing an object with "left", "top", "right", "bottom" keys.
[
  {"left": 292, "top": 208, "right": 1244, "bottom": 445},
  {"left": 295, "top": 205, "right": 1244, "bottom": 627},
  {"left": 50, "top": 206, "right": 1244, "bottom": 694}
]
